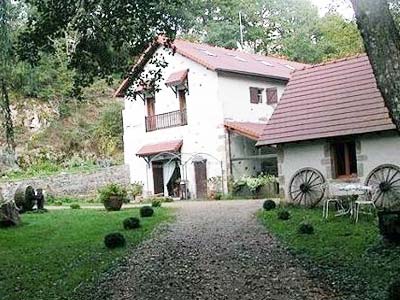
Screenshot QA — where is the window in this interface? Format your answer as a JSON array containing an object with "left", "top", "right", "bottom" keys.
[
  {"left": 266, "top": 88, "right": 278, "bottom": 105},
  {"left": 250, "top": 87, "right": 263, "bottom": 104},
  {"left": 332, "top": 141, "right": 358, "bottom": 178}
]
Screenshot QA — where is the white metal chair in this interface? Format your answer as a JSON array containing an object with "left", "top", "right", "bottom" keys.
[
  {"left": 354, "top": 187, "right": 377, "bottom": 223},
  {"left": 322, "top": 183, "right": 347, "bottom": 219}
]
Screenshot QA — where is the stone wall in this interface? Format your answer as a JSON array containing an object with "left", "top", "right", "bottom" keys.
[{"left": 0, "top": 165, "right": 130, "bottom": 201}]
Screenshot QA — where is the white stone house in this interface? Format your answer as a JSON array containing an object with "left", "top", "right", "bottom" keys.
[
  {"left": 115, "top": 38, "right": 306, "bottom": 199},
  {"left": 257, "top": 55, "right": 400, "bottom": 208}
]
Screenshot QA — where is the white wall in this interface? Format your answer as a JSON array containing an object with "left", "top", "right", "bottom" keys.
[
  {"left": 123, "top": 48, "right": 226, "bottom": 198},
  {"left": 280, "top": 141, "right": 326, "bottom": 200},
  {"left": 217, "top": 72, "right": 286, "bottom": 123},
  {"left": 279, "top": 132, "right": 400, "bottom": 200},
  {"left": 359, "top": 132, "right": 400, "bottom": 183},
  {"left": 123, "top": 47, "right": 289, "bottom": 198}
]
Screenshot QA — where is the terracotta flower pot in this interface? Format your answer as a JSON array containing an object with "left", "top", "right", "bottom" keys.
[
  {"left": 104, "top": 195, "right": 123, "bottom": 211},
  {"left": 378, "top": 210, "right": 400, "bottom": 243}
]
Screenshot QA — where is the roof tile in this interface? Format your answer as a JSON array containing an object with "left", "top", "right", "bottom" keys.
[
  {"left": 136, "top": 140, "right": 183, "bottom": 157},
  {"left": 165, "top": 69, "right": 189, "bottom": 86},
  {"left": 257, "top": 55, "right": 397, "bottom": 146},
  {"left": 225, "top": 121, "right": 265, "bottom": 141}
]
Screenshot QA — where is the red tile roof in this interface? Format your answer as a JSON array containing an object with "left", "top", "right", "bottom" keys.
[
  {"left": 165, "top": 69, "right": 189, "bottom": 86},
  {"left": 225, "top": 121, "right": 265, "bottom": 141},
  {"left": 115, "top": 38, "right": 307, "bottom": 97},
  {"left": 172, "top": 39, "right": 307, "bottom": 80},
  {"left": 257, "top": 54, "right": 397, "bottom": 146},
  {"left": 136, "top": 140, "right": 183, "bottom": 157}
]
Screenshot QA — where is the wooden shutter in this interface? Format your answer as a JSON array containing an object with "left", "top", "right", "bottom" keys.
[
  {"left": 249, "top": 87, "right": 259, "bottom": 103},
  {"left": 266, "top": 88, "right": 278, "bottom": 105}
]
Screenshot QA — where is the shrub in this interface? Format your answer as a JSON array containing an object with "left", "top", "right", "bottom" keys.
[
  {"left": 263, "top": 199, "right": 276, "bottom": 211},
  {"left": 54, "top": 200, "right": 63, "bottom": 206},
  {"left": 123, "top": 217, "right": 141, "bottom": 230},
  {"left": 70, "top": 204, "right": 81, "bottom": 209},
  {"left": 277, "top": 209, "right": 291, "bottom": 220},
  {"left": 129, "top": 182, "right": 143, "bottom": 200},
  {"left": 104, "top": 232, "right": 126, "bottom": 249},
  {"left": 215, "top": 193, "right": 223, "bottom": 200},
  {"left": 151, "top": 200, "right": 162, "bottom": 208},
  {"left": 388, "top": 280, "right": 400, "bottom": 300},
  {"left": 93, "top": 103, "right": 123, "bottom": 157},
  {"left": 233, "top": 174, "right": 278, "bottom": 195},
  {"left": 298, "top": 222, "right": 314, "bottom": 234},
  {"left": 98, "top": 183, "right": 127, "bottom": 211},
  {"left": 140, "top": 206, "right": 154, "bottom": 217}
]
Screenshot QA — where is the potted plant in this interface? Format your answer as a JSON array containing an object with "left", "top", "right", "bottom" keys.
[
  {"left": 378, "top": 209, "right": 400, "bottom": 244},
  {"left": 376, "top": 195, "right": 400, "bottom": 244},
  {"left": 98, "top": 183, "right": 128, "bottom": 211}
]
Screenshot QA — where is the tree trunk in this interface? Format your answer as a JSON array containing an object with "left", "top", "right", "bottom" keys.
[
  {"left": 0, "top": 77, "right": 15, "bottom": 153},
  {"left": 351, "top": 0, "right": 400, "bottom": 130}
]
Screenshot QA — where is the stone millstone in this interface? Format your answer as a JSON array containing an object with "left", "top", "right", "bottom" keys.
[
  {"left": 0, "top": 193, "right": 20, "bottom": 227},
  {"left": 14, "top": 185, "right": 35, "bottom": 213}
]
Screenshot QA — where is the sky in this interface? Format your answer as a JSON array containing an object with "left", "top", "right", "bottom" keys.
[{"left": 310, "top": 0, "right": 355, "bottom": 19}]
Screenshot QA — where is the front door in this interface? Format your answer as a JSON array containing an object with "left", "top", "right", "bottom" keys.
[
  {"left": 194, "top": 160, "right": 207, "bottom": 199},
  {"left": 152, "top": 162, "right": 164, "bottom": 195}
]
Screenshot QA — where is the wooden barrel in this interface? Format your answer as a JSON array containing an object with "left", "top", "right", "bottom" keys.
[{"left": 14, "top": 185, "right": 35, "bottom": 212}]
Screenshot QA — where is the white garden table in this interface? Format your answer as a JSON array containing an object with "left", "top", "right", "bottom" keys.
[{"left": 338, "top": 184, "right": 373, "bottom": 218}]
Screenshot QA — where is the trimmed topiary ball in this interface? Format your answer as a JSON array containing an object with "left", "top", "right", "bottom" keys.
[
  {"left": 277, "top": 209, "right": 291, "bottom": 220},
  {"left": 104, "top": 232, "right": 126, "bottom": 249},
  {"left": 298, "top": 222, "right": 314, "bottom": 234},
  {"left": 263, "top": 199, "right": 276, "bottom": 211},
  {"left": 140, "top": 206, "right": 154, "bottom": 217},
  {"left": 388, "top": 280, "right": 400, "bottom": 300},
  {"left": 123, "top": 217, "right": 141, "bottom": 230},
  {"left": 70, "top": 204, "right": 80, "bottom": 209}
]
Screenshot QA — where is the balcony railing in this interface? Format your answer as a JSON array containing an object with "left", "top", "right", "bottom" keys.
[{"left": 145, "top": 109, "right": 188, "bottom": 132}]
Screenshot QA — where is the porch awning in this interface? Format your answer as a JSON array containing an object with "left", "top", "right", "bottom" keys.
[
  {"left": 225, "top": 121, "right": 266, "bottom": 141},
  {"left": 136, "top": 139, "right": 183, "bottom": 157},
  {"left": 165, "top": 69, "right": 189, "bottom": 87}
]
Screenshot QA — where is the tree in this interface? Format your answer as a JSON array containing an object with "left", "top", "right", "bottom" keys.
[
  {"left": 0, "top": 0, "right": 16, "bottom": 154},
  {"left": 179, "top": 0, "right": 363, "bottom": 63},
  {"left": 18, "top": 0, "right": 187, "bottom": 96},
  {"left": 351, "top": 0, "right": 400, "bottom": 130}
]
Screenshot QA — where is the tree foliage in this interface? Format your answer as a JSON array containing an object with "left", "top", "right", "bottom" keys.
[
  {"left": 0, "top": 0, "right": 17, "bottom": 153},
  {"left": 180, "top": 0, "right": 364, "bottom": 63},
  {"left": 18, "top": 0, "right": 187, "bottom": 95}
]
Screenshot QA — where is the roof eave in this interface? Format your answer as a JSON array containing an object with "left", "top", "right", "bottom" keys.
[
  {"left": 216, "top": 69, "right": 290, "bottom": 82},
  {"left": 257, "top": 127, "right": 398, "bottom": 147}
]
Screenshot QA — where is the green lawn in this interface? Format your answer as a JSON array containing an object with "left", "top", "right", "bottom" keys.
[
  {"left": 0, "top": 208, "right": 172, "bottom": 300},
  {"left": 260, "top": 208, "right": 400, "bottom": 300}
]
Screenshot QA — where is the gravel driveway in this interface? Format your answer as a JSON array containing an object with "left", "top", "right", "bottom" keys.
[{"left": 87, "top": 200, "right": 337, "bottom": 300}]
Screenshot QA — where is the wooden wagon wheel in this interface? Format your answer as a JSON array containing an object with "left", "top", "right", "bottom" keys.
[
  {"left": 289, "top": 168, "right": 326, "bottom": 207},
  {"left": 365, "top": 164, "right": 400, "bottom": 209}
]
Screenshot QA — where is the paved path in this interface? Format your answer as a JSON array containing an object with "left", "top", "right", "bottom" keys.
[{"left": 89, "top": 200, "right": 337, "bottom": 300}]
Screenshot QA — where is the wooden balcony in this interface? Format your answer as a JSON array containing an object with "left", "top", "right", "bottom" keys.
[{"left": 145, "top": 109, "right": 188, "bottom": 132}]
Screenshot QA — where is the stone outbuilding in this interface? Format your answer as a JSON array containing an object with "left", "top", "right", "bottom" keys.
[{"left": 257, "top": 55, "right": 400, "bottom": 208}]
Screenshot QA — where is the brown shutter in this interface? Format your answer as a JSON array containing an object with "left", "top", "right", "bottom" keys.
[
  {"left": 249, "top": 87, "right": 259, "bottom": 103},
  {"left": 266, "top": 88, "right": 278, "bottom": 105}
]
